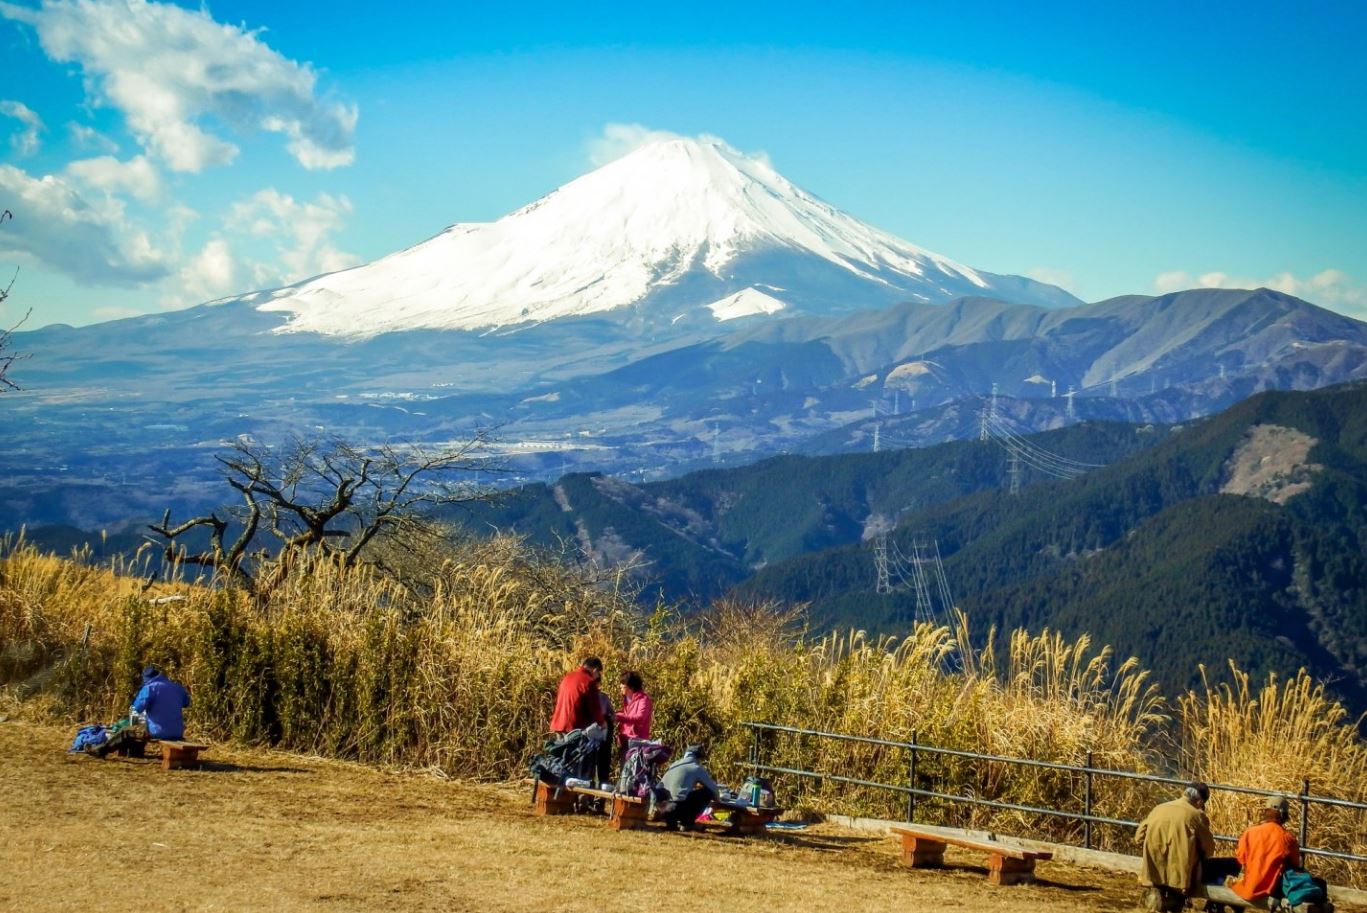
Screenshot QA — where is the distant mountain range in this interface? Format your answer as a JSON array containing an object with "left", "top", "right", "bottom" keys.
[{"left": 3, "top": 137, "right": 1367, "bottom": 535}]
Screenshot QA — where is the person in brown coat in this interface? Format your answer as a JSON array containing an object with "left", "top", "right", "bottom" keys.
[{"left": 1136, "top": 782, "right": 1217, "bottom": 912}]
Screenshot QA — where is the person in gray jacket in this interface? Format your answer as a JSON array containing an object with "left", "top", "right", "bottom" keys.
[{"left": 660, "top": 744, "right": 721, "bottom": 831}]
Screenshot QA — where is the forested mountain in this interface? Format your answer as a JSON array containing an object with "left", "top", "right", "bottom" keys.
[
  {"left": 451, "top": 421, "right": 1165, "bottom": 601},
  {"left": 736, "top": 383, "right": 1367, "bottom": 709}
]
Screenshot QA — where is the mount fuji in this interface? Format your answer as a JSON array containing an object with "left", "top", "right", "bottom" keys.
[{"left": 249, "top": 136, "right": 1078, "bottom": 337}]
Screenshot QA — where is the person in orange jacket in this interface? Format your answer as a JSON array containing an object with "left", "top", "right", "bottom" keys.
[
  {"left": 1229, "top": 796, "right": 1319, "bottom": 902},
  {"left": 549, "top": 657, "right": 606, "bottom": 735}
]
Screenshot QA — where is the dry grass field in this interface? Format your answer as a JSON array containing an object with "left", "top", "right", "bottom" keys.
[{"left": 0, "top": 720, "right": 1162, "bottom": 913}]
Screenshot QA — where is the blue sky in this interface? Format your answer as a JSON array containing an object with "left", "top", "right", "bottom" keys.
[{"left": 1, "top": 0, "right": 1365, "bottom": 327}]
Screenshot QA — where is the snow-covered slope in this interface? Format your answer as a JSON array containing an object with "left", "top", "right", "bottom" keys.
[{"left": 257, "top": 136, "right": 1078, "bottom": 337}]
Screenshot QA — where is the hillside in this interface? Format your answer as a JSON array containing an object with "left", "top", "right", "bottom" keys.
[
  {"left": 450, "top": 420, "right": 1164, "bottom": 601},
  {"left": 0, "top": 721, "right": 1151, "bottom": 913},
  {"left": 737, "top": 383, "right": 1367, "bottom": 709}
]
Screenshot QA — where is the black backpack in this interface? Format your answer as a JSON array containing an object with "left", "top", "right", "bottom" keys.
[{"left": 529, "top": 728, "right": 600, "bottom": 785}]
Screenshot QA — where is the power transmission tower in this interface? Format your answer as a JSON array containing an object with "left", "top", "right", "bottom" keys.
[
  {"left": 711, "top": 424, "right": 720, "bottom": 463},
  {"left": 979, "top": 382, "right": 998, "bottom": 441},
  {"left": 1065, "top": 385, "right": 1076, "bottom": 419},
  {"left": 872, "top": 422, "right": 881, "bottom": 453},
  {"left": 874, "top": 535, "right": 892, "bottom": 594},
  {"left": 1008, "top": 451, "right": 1022, "bottom": 495},
  {"left": 893, "top": 390, "right": 900, "bottom": 415}
]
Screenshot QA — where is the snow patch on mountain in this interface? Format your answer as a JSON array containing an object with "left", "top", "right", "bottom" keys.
[{"left": 706, "top": 287, "right": 786, "bottom": 321}]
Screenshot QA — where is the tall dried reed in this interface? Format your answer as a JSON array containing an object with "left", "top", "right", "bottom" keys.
[{"left": 2, "top": 538, "right": 1364, "bottom": 884}]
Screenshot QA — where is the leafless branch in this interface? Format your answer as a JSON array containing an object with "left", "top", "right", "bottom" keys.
[
  {"left": 147, "top": 431, "right": 502, "bottom": 598},
  {"left": 0, "top": 209, "right": 29, "bottom": 393}
]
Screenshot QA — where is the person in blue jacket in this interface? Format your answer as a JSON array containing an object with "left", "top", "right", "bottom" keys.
[
  {"left": 131, "top": 665, "right": 191, "bottom": 741},
  {"left": 90, "top": 665, "right": 192, "bottom": 757}
]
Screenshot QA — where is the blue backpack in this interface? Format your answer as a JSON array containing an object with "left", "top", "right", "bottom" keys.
[{"left": 1281, "top": 868, "right": 1325, "bottom": 906}]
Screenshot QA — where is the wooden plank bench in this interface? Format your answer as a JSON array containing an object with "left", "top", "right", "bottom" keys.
[
  {"left": 529, "top": 781, "right": 782, "bottom": 835},
  {"left": 712, "top": 797, "right": 783, "bottom": 836},
  {"left": 1188, "top": 882, "right": 1332, "bottom": 913},
  {"left": 155, "top": 739, "right": 208, "bottom": 770},
  {"left": 890, "top": 825, "right": 1053, "bottom": 885}
]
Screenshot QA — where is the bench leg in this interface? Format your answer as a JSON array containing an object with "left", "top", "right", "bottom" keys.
[
  {"left": 533, "top": 781, "right": 575, "bottom": 816},
  {"left": 987, "top": 855, "right": 1036, "bottom": 886},
  {"left": 161, "top": 745, "right": 201, "bottom": 770},
  {"left": 731, "top": 814, "right": 774, "bottom": 836},
  {"left": 899, "top": 834, "right": 947, "bottom": 867},
  {"left": 608, "top": 797, "right": 649, "bottom": 831}
]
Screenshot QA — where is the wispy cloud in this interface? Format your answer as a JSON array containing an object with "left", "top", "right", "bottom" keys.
[
  {"left": 1026, "top": 266, "right": 1076, "bottom": 292},
  {"left": 0, "top": 100, "right": 44, "bottom": 155},
  {"left": 0, "top": 163, "right": 171, "bottom": 284},
  {"left": 1153, "top": 268, "right": 1367, "bottom": 320},
  {"left": 65, "top": 154, "right": 162, "bottom": 203},
  {"left": 587, "top": 123, "right": 682, "bottom": 166},
  {"left": 67, "top": 121, "right": 119, "bottom": 154},
  {"left": 0, "top": 0, "right": 357, "bottom": 172},
  {"left": 226, "top": 188, "right": 357, "bottom": 286}
]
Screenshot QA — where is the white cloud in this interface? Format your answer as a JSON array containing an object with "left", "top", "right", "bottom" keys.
[
  {"left": 64, "top": 154, "right": 162, "bottom": 203},
  {"left": 67, "top": 121, "right": 119, "bottom": 154},
  {"left": 0, "top": 163, "right": 170, "bottom": 284},
  {"left": 225, "top": 188, "right": 357, "bottom": 285},
  {"left": 173, "top": 237, "right": 239, "bottom": 304},
  {"left": 0, "top": 100, "right": 44, "bottom": 155},
  {"left": 587, "top": 123, "right": 682, "bottom": 166},
  {"left": 0, "top": 0, "right": 357, "bottom": 173},
  {"left": 1026, "top": 266, "right": 1076, "bottom": 292},
  {"left": 1152, "top": 268, "right": 1367, "bottom": 319}
]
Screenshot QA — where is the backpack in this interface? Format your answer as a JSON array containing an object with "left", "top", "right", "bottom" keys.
[
  {"left": 741, "top": 775, "right": 777, "bottom": 808},
  {"left": 69, "top": 724, "right": 109, "bottom": 753},
  {"left": 1281, "top": 868, "right": 1326, "bottom": 906},
  {"left": 529, "top": 727, "right": 603, "bottom": 786},
  {"left": 616, "top": 739, "right": 672, "bottom": 798}
]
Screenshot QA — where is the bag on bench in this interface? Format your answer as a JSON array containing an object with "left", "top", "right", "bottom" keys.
[
  {"left": 530, "top": 727, "right": 603, "bottom": 786},
  {"left": 1281, "top": 869, "right": 1326, "bottom": 907},
  {"left": 617, "top": 739, "right": 672, "bottom": 798}
]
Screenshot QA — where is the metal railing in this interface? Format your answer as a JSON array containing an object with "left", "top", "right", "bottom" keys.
[{"left": 740, "top": 721, "right": 1367, "bottom": 866}]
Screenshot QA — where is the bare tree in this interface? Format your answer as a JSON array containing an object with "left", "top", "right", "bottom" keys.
[
  {"left": 149, "top": 432, "right": 499, "bottom": 596},
  {"left": 0, "top": 210, "right": 29, "bottom": 393}
]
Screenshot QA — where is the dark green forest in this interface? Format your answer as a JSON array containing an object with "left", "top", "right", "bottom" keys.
[{"left": 738, "top": 383, "right": 1367, "bottom": 708}]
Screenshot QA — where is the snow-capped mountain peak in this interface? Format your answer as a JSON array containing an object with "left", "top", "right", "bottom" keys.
[{"left": 257, "top": 135, "right": 1078, "bottom": 337}]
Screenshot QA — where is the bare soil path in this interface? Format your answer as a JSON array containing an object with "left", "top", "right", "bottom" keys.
[{"left": 0, "top": 720, "right": 1178, "bottom": 912}]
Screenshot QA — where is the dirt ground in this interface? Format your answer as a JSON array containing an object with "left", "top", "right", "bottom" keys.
[{"left": 0, "top": 721, "right": 1253, "bottom": 913}]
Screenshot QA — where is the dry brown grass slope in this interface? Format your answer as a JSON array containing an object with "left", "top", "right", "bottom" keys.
[{"left": 3, "top": 720, "right": 1157, "bottom": 913}]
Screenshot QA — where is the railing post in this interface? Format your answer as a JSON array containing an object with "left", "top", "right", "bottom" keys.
[
  {"left": 750, "top": 724, "right": 761, "bottom": 779},
  {"left": 1299, "top": 777, "right": 1310, "bottom": 849},
  {"left": 908, "top": 730, "right": 919, "bottom": 823},
  {"left": 1084, "top": 751, "right": 1094, "bottom": 850}
]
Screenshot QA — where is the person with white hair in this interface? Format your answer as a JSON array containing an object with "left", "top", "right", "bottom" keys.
[{"left": 1136, "top": 782, "right": 1217, "bottom": 912}]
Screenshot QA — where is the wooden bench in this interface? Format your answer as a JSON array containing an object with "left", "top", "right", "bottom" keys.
[
  {"left": 712, "top": 797, "right": 783, "bottom": 836},
  {"left": 529, "top": 781, "right": 782, "bottom": 835},
  {"left": 1188, "top": 882, "right": 1331, "bottom": 913},
  {"left": 890, "top": 825, "right": 1053, "bottom": 885},
  {"left": 155, "top": 739, "right": 207, "bottom": 770}
]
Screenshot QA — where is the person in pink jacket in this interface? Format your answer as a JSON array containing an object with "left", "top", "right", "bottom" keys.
[{"left": 616, "top": 670, "right": 654, "bottom": 753}]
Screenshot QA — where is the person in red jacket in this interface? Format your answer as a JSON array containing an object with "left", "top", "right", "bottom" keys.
[{"left": 549, "top": 657, "right": 605, "bottom": 734}]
